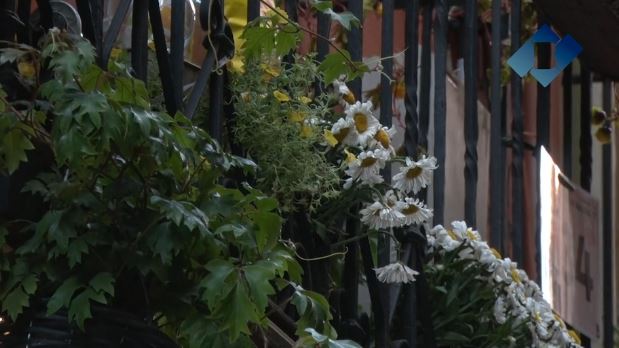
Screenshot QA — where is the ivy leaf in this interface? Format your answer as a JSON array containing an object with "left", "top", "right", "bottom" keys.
[
  {"left": 67, "top": 237, "right": 89, "bottom": 268},
  {"left": 89, "top": 272, "right": 115, "bottom": 296},
  {"left": 243, "top": 261, "right": 276, "bottom": 311},
  {"left": 319, "top": 51, "right": 368, "bottom": 84},
  {"left": 2, "top": 286, "right": 29, "bottom": 320},
  {"left": 311, "top": 1, "right": 360, "bottom": 30},
  {"left": 219, "top": 283, "right": 260, "bottom": 341},
  {"left": 242, "top": 26, "right": 275, "bottom": 58},
  {"left": 2, "top": 128, "right": 34, "bottom": 174},
  {"left": 47, "top": 276, "right": 82, "bottom": 315},
  {"left": 21, "top": 274, "right": 38, "bottom": 295},
  {"left": 202, "top": 259, "right": 237, "bottom": 309},
  {"left": 68, "top": 289, "right": 94, "bottom": 330},
  {"left": 252, "top": 211, "right": 281, "bottom": 252},
  {"left": 274, "top": 24, "right": 301, "bottom": 56}
]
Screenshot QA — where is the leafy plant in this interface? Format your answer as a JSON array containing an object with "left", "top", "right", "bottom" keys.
[{"left": 0, "top": 29, "right": 342, "bottom": 347}]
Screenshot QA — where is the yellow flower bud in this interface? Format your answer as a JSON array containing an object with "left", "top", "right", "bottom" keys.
[
  {"left": 595, "top": 125, "right": 612, "bottom": 144},
  {"left": 273, "top": 90, "right": 290, "bottom": 102},
  {"left": 300, "top": 96, "right": 312, "bottom": 104},
  {"left": 300, "top": 124, "right": 313, "bottom": 138},
  {"left": 324, "top": 130, "right": 338, "bottom": 147},
  {"left": 591, "top": 107, "right": 606, "bottom": 126},
  {"left": 288, "top": 111, "right": 306, "bottom": 123},
  {"left": 17, "top": 60, "right": 35, "bottom": 79}
]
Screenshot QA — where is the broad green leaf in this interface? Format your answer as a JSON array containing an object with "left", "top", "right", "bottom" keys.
[
  {"left": 219, "top": 283, "right": 260, "bottom": 341},
  {"left": 89, "top": 272, "right": 115, "bottom": 296},
  {"left": 21, "top": 274, "right": 38, "bottom": 295},
  {"left": 252, "top": 211, "right": 281, "bottom": 252},
  {"left": 242, "top": 26, "right": 275, "bottom": 58},
  {"left": 47, "top": 277, "right": 82, "bottom": 315},
  {"left": 2, "top": 128, "right": 34, "bottom": 173},
  {"left": 68, "top": 289, "right": 94, "bottom": 330},
  {"left": 3, "top": 286, "right": 29, "bottom": 320},
  {"left": 202, "top": 259, "right": 237, "bottom": 309},
  {"left": 243, "top": 261, "right": 276, "bottom": 310},
  {"left": 67, "top": 238, "right": 89, "bottom": 268}
]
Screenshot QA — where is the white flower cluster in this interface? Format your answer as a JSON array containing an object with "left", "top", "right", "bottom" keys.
[
  {"left": 329, "top": 82, "right": 440, "bottom": 285},
  {"left": 329, "top": 83, "right": 438, "bottom": 232},
  {"left": 428, "top": 221, "right": 583, "bottom": 348}
]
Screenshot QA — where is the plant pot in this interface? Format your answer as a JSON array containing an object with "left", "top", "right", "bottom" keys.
[{"left": 0, "top": 302, "right": 178, "bottom": 348}]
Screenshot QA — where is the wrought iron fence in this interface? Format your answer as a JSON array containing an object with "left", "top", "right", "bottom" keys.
[{"left": 0, "top": 0, "right": 615, "bottom": 347}]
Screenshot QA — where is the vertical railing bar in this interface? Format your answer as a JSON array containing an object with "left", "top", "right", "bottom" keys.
[
  {"left": 510, "top": 0, "right": 524, "bottom": 265},
  {"left": 0, "top": 1, "right": 17, "bottom": 43},
  {"left": 170, "top": 0, "right": 186, "bottom": 111},
  {"left": 404, "top": 0, "right": 420, "bottom": 158},
  {"left": 359, "top": 236, "right": 388, "bottom": 348},
  {"left": 535, "top": 18, "right": 551, "bottom": 285},
  {"left": 131, "top": 0, "right": 149, "bottom": 82},
  {"left": 208, "top": 71, "right": 224, "bottom": 143},
  {"left": 340, "top": 0, "right": 363, "bottom": 329},
  {"left": 602, "top": 79, "right": 614, "bottom": 348},
  {"left": 149, "top": 0, "right": 177, "bottom": 114},
  {"left": 463, "top": 0, "right": 478, "bottom": 226},
  {"left": 378, "top": 0, "right": 394, "bottom": 342},
  {"left": 76, "top": 0, "right": 94, "bottom": 44},
  {"left": 90, "top": 0, "right": 104, "bottom": 63},
  {"left": 433, "top": 0, "right": 447, "bottom": 226},
  {"left": 35, "top": 0, "right": 53, "bottom": 29},
  {"left": 315, "top": 9, "right": 330, "bottom": 96},
  {"left": 418, "top": 3, "right": 433, "bottom": 155},
  {"left": 403, "top": 3, "right": 420, "bottom": 345},
  {"left": 489, "top": 0, "right": 504, "bottom": 253},
  {"left": 247, "top": 0, "right": 260, "bottom": 22},
  {"left": 101, "top": 1, "right": 133, "bottom": 68},
  {"left": 101, "top": 0, "right": 132, "bottom": 68},
  {"left": 562, "top": 64, "right": 573, "bottom": 177},
  {"left": 579, "top": 62, "right": 592, "bottom": 191},
  {"left": 347, "top": 0, "right": 363, "bottom": 100},
  {"left": 16, "top": 0, "right": 31, "bottom": 43}
]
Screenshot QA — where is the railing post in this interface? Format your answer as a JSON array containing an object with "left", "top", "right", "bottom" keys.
[
  {"left": 602, "top": 79, "right": 614, "bottom": 348},
  {"left": 433, "top": 0, "right": 447, "bottom": 226},
  {"left": 510, "top": 0, "right": 524, "bottom": 265},
  {"left": 579, "top": 62, "right": 592, "bottom": 191},
  {"left": 463, "top": 0, "right": 478, "bottom": 226}
]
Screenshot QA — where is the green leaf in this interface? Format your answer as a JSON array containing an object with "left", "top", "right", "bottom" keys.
[
  {"left": 243, "top": 261, "right": 276, "bottom": 310},
  {"left": 202, "top": 259, "right": 237, "bottom": 309},
  {"left": 67, "top": 237, "right": 89, "bottom": 268},
  {"left": 2, "top": 128, "right": 34, "bottom": 173},
  {"left": 47, "top": 277, "right": 82, "bottom": 315},
  {"left": 68, "top": 289, "right": 94, "bottom": 330},
  {"left": 312, "top": 0, "right": 333, "bottom": 12},
  {"left": 325, "top": 10, "right": 360, "bottom": 30},
  {"left": 3, "top": 286, "right": 29, "bottom": 320},
  {"left": 242, "top": 26, "right": 275, "bottom": 58},
  {"left": 319, "top": 51, "right": 355, "bottom": 84},
  {"left": 219, "top": 283, "right": 260, "bottom": 341},
  {"left": 21, "top": 274, "right": 38, "bottom": 295},
  {"left": 89, "top": 272, "right": 115, "bottom": 296},
  {"left": 252, "top": 211, "right": 281, "bottom": 252}
]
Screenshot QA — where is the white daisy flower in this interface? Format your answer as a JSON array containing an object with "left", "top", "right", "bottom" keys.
[
  {"left": 494, "top": 296, "right": 508, "bottom": 324},
  {"left": 345, "top": 101, "right": 380, "bottom": 147},
  {"left": 374, "top": 262, "right": 419, "bottom": 284},
  {"left": 331, "top": 117, "right": 359, "bottom": 146},
  {"left": 359, "top": 199, "right": 405, "bottom": 230},
  {"left": 369, "top": 126, "right": 397, "bottom": 153},
  {"left": 334, "top": 80, "right": 356, "bottom": 104},
  {"left": 397, "top": 197, "right": 433, "bottom": 226},
  {"left": 392, "top": 156, "right": 438, "bottom": 194},
  {"left": 344, "top": 148, "right": 390, "bottom": 185}
]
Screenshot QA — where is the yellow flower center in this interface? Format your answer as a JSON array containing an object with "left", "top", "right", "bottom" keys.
[
  {"left": 447, "top": 229, "right": 458, "bottom": 240},
  {"left": 343, "top": 91, "right": 356, "bottom": 104},
  {"left": 375, "top": 129, "right": 390, "bottom": 148},
  {"left": 406, "top": 166, "right": 423, "bottom": 179},
  {"left": 511, "top": 268, "right": 522, "bottom": 283},
  {"left": 354, "top": 113, "right": 369, "bottom": 133},
  {"left": 568, "top": 330, "right": 582, "bottom": 345},
  {"left": 401, "top": 204, "right": 419, "bottom": 215},
  {"left": 360, "top": 157, "right": 377, "bottom": 168},
  {"left": 334, "top": 127, "right": 350, "bottom": 142},
  {"left": 465, "top": 228, "right": 478, "bottom": 241},
  {"left": 491, "top": 248, "right": 502, "bottom": 259}
]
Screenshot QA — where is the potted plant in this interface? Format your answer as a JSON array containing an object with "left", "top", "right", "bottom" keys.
[{"left": 0, "top": 29, "right": 358, "bottom": 347}]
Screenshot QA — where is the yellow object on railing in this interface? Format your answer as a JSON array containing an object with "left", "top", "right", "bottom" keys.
[{"left": 224, "top": 0, "right": 249, "bottom": 72}]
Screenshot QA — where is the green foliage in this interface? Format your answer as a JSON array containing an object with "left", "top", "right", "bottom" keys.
[
  {"left": 0, "top": 30, "right": 334, "bottom": 345},
  {"left": 231, "top": 58, "right": 341, "bottom": 212}
]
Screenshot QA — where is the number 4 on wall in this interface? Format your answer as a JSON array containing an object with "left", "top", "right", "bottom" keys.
[{"left": 575, "top": 235, "right": 593, "bottom": 301}]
